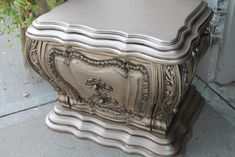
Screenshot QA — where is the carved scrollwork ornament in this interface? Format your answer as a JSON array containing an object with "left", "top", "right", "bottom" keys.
[
  {"left": 46, "top": 48, "right": 149, "bottom": 119},
  {"left": 84, "top": 77, "right": 119, "bottom": 107},
  {"left": 155, "top": 65, "right": 176, "bottom": 128}
]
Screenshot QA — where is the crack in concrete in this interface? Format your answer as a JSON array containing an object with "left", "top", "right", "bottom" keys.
[
  {"left": 196, "top": 75, "right": 235, "bottom": 110},
  {"left": 0, "top": 100, "right": 57, "bottom": 119}
]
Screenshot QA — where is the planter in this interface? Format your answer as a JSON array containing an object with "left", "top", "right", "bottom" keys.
[{"left": 26, "top": 0, "right": 213, "bottom": 156}]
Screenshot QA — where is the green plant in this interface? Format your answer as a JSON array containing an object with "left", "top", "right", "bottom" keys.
[
  {"left": 0, "top": 0, "right": 66, "bottom": 46},
  {"left": 0, "top": 0, "right": 38, "bottom": 35}
]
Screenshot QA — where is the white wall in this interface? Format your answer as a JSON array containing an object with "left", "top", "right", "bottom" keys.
[
  {"left": 197, "top": 0, "right": 229, "bottom": 83},
  {"left": 215, "top": 0, "right": 235, "bottom": 84}
]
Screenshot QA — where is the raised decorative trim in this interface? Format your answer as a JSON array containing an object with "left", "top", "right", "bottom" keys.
[
  {"left": 25, "top": 39, "right": 63, "bottom": 94},
  {"left": 155, "top": 65, "right": 177, "bottom": 130}
]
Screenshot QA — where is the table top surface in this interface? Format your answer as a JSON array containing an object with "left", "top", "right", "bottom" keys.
[
  {"left": 28, "top": 0, "right": 212, "bottom": 63},
  {"left": 36, "top": 0, "right": 204, "bottom": 42}
]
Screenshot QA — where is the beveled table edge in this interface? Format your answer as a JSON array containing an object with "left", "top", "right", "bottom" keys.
[
  {"left": 26, "top": 3, "right": 213, "bottom": 64},
  {"left": 32, "top": 1, "right": 206, "bottom": 49},
  {"left": 26, "top": 12, "right": 212, "bottom": 65}
]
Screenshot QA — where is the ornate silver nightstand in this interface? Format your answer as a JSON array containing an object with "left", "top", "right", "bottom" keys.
[{"left": 26, "top": 0, "right": 213, "bottom": 156}]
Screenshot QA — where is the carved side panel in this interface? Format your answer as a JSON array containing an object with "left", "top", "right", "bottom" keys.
[{"left": 150, "top": 27, "right": 210, "bottom": 134}]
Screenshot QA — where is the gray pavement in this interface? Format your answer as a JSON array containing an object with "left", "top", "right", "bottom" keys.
[
  {"left": 0, "top": 33, "right": 56, "bottom": 117},
  {"left": 0, "top": 101, "right": 234, "bottom": 157},
  {"left": 0, "top": 32, "right": 235, "bottom": 157}
]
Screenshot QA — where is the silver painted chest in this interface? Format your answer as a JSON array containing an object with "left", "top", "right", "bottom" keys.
[{"left": 26, "top": 0, "right": 213, "bottom": 156}]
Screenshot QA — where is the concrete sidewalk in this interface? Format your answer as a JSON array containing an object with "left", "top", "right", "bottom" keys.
[
  {"left": 0, "top": 100, "right": 234, "bottom": 157},
  {"left": 0, "top": 33, "right": 56, "bottom": 117},
  {"left": 0, "top": 32, "right": 235, "bottom": 157}
]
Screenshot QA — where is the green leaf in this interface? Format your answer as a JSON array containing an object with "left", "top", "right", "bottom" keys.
[{"left": 7, "top": 42, "right": 13, "bottom": 48}]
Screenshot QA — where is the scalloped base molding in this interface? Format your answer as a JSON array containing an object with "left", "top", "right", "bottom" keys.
[{"left": 46, "top": 86, "right": 203, "bottom": 157}]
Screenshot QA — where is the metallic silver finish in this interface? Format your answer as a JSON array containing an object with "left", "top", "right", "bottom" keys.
[
  {"left": 26, "top": 0, "right": 213, "bottom": 64},
  {"left": 46, "top": 86, "right": 203, "bottom": 157},
  {"left": 26, "top": 0, "right": 213, "bottom": 156}
]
